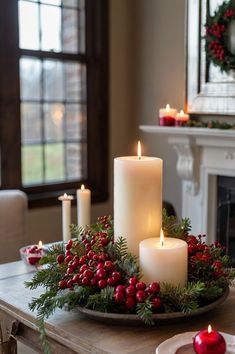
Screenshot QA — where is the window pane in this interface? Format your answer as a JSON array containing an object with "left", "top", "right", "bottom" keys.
[
  {"left": 62, "top": 8, "right": 78, "bottom": 53},
  {"left": 20, "top": 57, "right": 41, "bottom": 100},
  {"left": 65, "top": 143, "right": 82, "bottom": 179},
  {"left": 41, "top": 4, "right": 61, "bottom": 52},
  {"left": 62, "top": 0, "right": 82, "bottom": 8},
  {"left": 45, "top": 143, "right": 65, "bottom": 181},
  {"left": 19, "top": 1, "right": 40, "bottom": 50},
  {"left": 43, "top": 60, "right": 64, "bottom": 100},
  {"left": 44, "top": 103, "right": 64, "bottom": 141},
  {"left": 22, "top": 145, "right": 43, "bottom": 185},
  {"left": 21, "top": 103, "right": 42, "bottom": 144},
  {"left": 64, "top": 63, "right": 86, "bottom": 101},
  {"left": 66, "top": 104, "right": 86, "bottom": 140},
  {"left": 41, "top": 0, "right": 61, "bottom": 5}
]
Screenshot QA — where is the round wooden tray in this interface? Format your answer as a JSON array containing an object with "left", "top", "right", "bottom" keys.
[{"left": 75, "top": 287, "right": 229, "bottom": 326}]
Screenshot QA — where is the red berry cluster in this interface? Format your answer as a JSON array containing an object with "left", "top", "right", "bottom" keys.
[
  {"left": 224, "top": 8, "right": 235, "bottom": 18},
  {"left": 114, "top": 277, "right": 161, "bottom": 312},
  {"left": 186, "top": 234, "right": 228, "bottom": 281},
  {"left": 57, "top": 236, "right": 122, "bottom": 290},
  {"left": 206, "top": 23, "right": 225, "bottom": 39},
  {"left": 208, "top": 40, "right": 225, "bottom": 60}
]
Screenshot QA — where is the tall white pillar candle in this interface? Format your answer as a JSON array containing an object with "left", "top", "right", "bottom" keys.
[
  {"left": 77, "top": 184, "right": 91, "bottom": 227},
  {"left": 58, "top": 193, "right": 74, "bottom": 243},
  {"left": 139, "top": 231, "right": 188, "bottom": 287},
  {"left": 114, "top": 143, "right": 162, "bottom": 257}
]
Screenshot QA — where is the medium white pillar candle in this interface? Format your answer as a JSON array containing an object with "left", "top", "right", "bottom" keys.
[
  {"left": 58, "top": 193, "right": 74, "bottom": 243},
  {"left": 139, "top": 230, "right": 188, "bottom": 287},
  {"left": 159, "top": 104, "right": 177, "bottom": 118},
  {"left": 114, "top": 142, "right": 162, "bottom": 257},
  {"left": 77, "top": 184, "right": 91, "bottom": 227}
]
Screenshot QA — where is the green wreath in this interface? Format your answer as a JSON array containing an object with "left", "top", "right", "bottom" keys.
[{"left": 205, "top": 0, "right": 235, "bottom": 72}]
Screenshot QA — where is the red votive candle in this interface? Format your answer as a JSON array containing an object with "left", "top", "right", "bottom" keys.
[
  {"left": 26, "top": 241, "right": 44, "bottom": 265},
  {"left": 193, "top": 325, "right": 226, "bottom": 354},
  {"left": 159, "top": 104, "right": 177, "bottom": 126}
]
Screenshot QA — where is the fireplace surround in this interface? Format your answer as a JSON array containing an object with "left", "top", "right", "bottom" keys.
[{"left": 140, "top": 126, "right": 235, "bottom": 251}]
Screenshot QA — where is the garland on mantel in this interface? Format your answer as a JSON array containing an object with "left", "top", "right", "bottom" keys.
[
  {"left": 185, "top": 120, "right": 235, "bottom": 130},
  {"left": 205, "top": 0, "right": 235, "bottom": 72}
]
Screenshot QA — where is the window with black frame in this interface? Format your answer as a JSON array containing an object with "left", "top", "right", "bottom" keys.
[{"left": 0, "top": 0, "right": 109, "bottom": 207}]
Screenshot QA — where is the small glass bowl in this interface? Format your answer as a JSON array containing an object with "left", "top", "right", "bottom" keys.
[{"left": 19, "top": 245, "right": 46, "bottom": 265}]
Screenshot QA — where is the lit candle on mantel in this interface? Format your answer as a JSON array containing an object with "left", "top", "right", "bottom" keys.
[
  {"left": 114, "top": 141, "right": 162, "bottom": 257},
  {"left": 139, "top": 229, "right": 188, "bottom": 287},
  {"left": 175, "top": 109, "right": 189, "bottom": 126},
  {"left": 76, "top": 184, "right": 91, "bottom": 228},
  {"left": 193, "top": 325, "right": 226, "bottom": 354},
  {"left": 58, "top": 193, "right": 74, "bottom": 243},
  {"left": 159, "top": 104, "right": 177, "bottom": 126}
]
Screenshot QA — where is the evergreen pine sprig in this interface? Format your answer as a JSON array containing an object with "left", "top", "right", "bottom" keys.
[
  {"left": 86, "top": 286, "right": 115, "bottom": 312},
  {"left": 136, "top": 299, "right": 155, "bottom": 326},
  {"left": 162, "top": 208, "right": 191, "bottom": 239}
]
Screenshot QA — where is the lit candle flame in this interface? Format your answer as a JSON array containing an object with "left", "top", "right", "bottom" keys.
[
  {"left": 81, "top": 184, "right": 85, "bottom": 190},
  {"left": 179, "top": 109, "right": 184, "bottom": 116},
  {"left": 64, "top": 193, "right": 68, "bottom": 198},
  {"left": 208, "top": 325, "right": 212, "bottom": 333},
  {"left": 137, "top": 141, "right": 141, "bottom": 160},
  {"left": 160, "top": 229, "right": 164, "bottom": 246},
  {"left": 166, "top": 104, "right": 170, "bottom": 112},
  {"left": 38, "top": 240, "right": 43, "bottom": 249}
]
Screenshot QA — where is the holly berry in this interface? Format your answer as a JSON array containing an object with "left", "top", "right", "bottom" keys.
[
  {"left": 58, "top": 280, "right": 67, "bottom": 289},
  {"left": 83, "top": 269, "right": 94, "bottom": 279},
  {"left": 125, "top": 297, "right": 136, "bottom": 310},
  {"left": 147, "top": 282, "right": 160, "bottom": 294},
  {"left": 66, "top": 279, "right": 74, "bottom": 288},
  {"left": 114, "top": 291, "right": 125, "bottom": 304},
  {"left": 135, "top": 281, "right": 146, "bottom": 291},
  {"left": 115, "top": 285, "right": 125, "bottom": 293},
  {"left": 112, "top": 271, "right": 121, "bottom": 283},
  {"left": 104, "top": 260, "right": 114, "bottom": 271},
  {"left": 125, "top": 285, "right": 136, "bottom": 297},
  {"left": 136, "top": 290, "right": 147, "bottom": 303},
  {"left": 152, "top": 297, "right": 162, "bottom": 309},
  {"left": 65, "top": 255, "right": 73, "bottom": 263},
  {"left": 56, "top": 254, "right": 64, "bottom": 264},
  {"left": 128, "top": 277, "right": 138, "bottom": 286},
  {"left": 98, "top": 279, "right": 107, "bottom": 289},
  {"left": 96, "top": 268, "right": 106, "bottom": 279}
]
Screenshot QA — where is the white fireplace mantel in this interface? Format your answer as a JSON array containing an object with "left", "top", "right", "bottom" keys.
[{"left": 139, "top": 125, "right": 235, "bottom": 242}]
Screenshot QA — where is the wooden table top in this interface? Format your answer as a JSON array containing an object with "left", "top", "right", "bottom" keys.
[{"left": 0, "top": 261, "right": 235, "bottom": 354}]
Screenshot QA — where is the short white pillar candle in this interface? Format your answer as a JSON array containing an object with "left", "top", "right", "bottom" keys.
[{"left": 139, "top": 230, "right": 188, "bottom": 287}]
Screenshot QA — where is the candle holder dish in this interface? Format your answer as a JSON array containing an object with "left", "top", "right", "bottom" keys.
[
  {"left": 74, "top": 287, "right": 229, "bottom": 325},
  {"left": 19, "top": 245, "right": 47, "bottom": 265},
  {"left": 155, "top": 330, "right": 235, "bottom": 354}
]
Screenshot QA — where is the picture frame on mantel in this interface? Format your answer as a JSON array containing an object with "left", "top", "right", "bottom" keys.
[{"left": 186, "top": 0, "right": 235, "bottom": 115}]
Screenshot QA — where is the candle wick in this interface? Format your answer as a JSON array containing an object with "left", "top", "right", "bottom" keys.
[
  {"left": 161, "top": 241, "right": 164, "bottom": 247},
  {"left": 138, "top": 155, "right": 141, "bottom": 160}
]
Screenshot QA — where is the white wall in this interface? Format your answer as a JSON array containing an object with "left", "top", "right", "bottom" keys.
[{"left": 28, "top": 0, "right": 185, "bottom": 243}]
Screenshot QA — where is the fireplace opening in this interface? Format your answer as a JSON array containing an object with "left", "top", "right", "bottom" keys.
[{"left": 216, "top": 176, "right": 235, "bottom": 266}]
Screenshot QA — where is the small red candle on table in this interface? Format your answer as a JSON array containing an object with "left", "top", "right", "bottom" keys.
[
  {"left": 159, "top": 104, "right": 177, "bottom": 126},
  {"left": 193, "top": 325, "right": 226, "bottom": 354}
]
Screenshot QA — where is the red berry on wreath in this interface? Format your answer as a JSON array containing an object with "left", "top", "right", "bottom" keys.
[
  {"left": 79, "top": 255, "right": 87, "bottom": 265},
  {"left": 66, "top": 279, "right": 74, "bottom": 288},
  {"left": 80, "top": 264, "right": 89, "bottom": 273},
  {"left": 90, "top": 277, "right": 98, "bottom": 286},
  {"left": 65, "top": 255, "right": 73, "bottom": 263},
  {"left": 104, "top": 260, "right": 114, "bottom": 271},
  {"left": 72, "top": 274, "right": 80, "bottom": 284},
  {"left": 83, "top": 269, "right": 94, "bottom": 279},
  {"left": 107, "top": 277, "right": 116, "bottom": 286}
]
